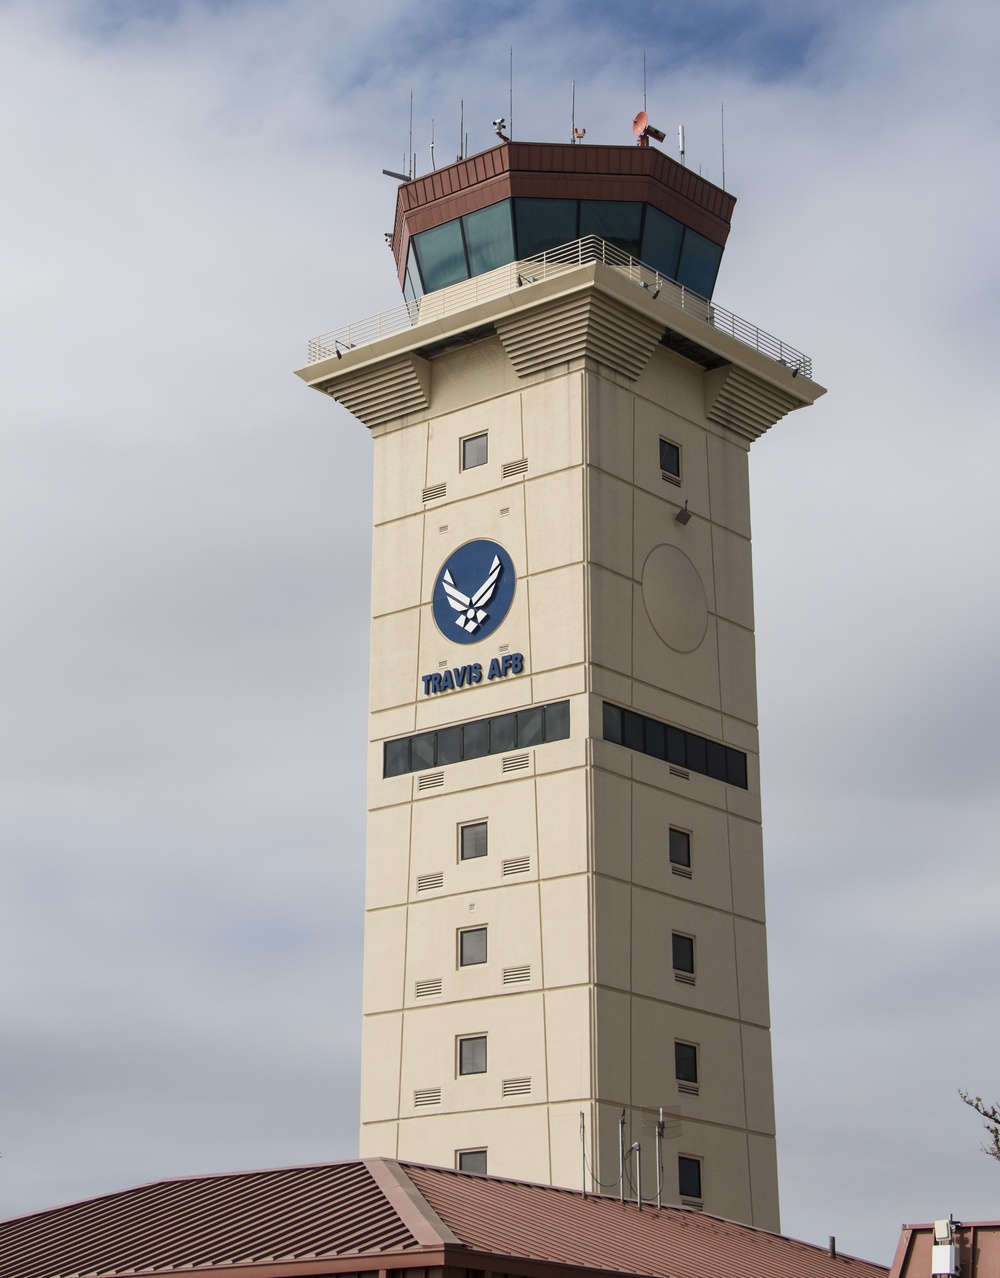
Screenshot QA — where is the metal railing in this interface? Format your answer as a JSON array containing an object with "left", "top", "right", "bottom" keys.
[{"left": 306, "top": 236, "right": 812, "bottom": 378}]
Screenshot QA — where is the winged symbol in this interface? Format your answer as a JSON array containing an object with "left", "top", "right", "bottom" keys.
[{"left": 442, "top": 555, "right": 503, "bottom": 633}]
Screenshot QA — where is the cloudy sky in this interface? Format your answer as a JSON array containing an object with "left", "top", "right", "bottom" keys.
[{"left": 1, "top": 0, "right": 999, "bottom": 1264}]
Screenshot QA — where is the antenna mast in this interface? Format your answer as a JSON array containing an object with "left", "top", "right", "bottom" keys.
[
  {"left": 643, "top": 49, "right": 647, "bottom": 113},
  {"left": 509, "top": 46, "right": 514, "bottom": 140},
  {"left": 721, "top": 101, "right": 726, "bottom": 189},
  {"left": 408, "top": 90, "right": 413, "bottom": 179}
]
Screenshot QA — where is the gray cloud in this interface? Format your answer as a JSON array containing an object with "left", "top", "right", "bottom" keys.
[{"left": 1, "top": 0, "right": 998, "bottom": 1265}]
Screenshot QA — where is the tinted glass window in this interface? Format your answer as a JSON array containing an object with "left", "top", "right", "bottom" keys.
[
  {"left": 677, "top": 228, "right": 723, "bottom": 299},
  {"left": 517, "top": 706, "right": 545, "bottom": 747},
  {"left": 460, "top": 821, "right": 488, "bottom": 860},
  {"left": 463, "top": 718, "right": 490, "bottom": 760},
  {"left": 726, "top": 748, "right": 748, "bottom": 789},
  {"left": 685, "top": 734, "right": 707, "bottom": 776},
  {"left": 672, "top": 933, "right": 695, "bottom": 974},
  {"left": 403, "top": 244, "right": 423, "bottom": 303},
  {"left": 413, "top": 220, "right": 468, "bottom": 292},
  {"left": 675, "top": 1041, "right": 698, "bottom": 1083},
  {"left": 602, "top": 702, "right": 623, "bottom": 745},
  {"left": 623, "top": 710, "right": 644, "bottom": 753},
  {"left": 384, "top": 738, "right": 410, "bottom": 777},
  {"left": 462, "top": 432, "right": 488, "bottom": 469},
  {"left": 515, "top": 198, "right": 577, "bottom": 256},
  {"left": 666, "top": 726, "right": 687, "bottom": 766},
  {"left": 545, "top": 701, "right": 570, "bottom": 741},
  {"left": 489, "top": 713, "right": 517, "bottom": 754},
  {"left": 678, "top": 1155, "right": 702, "bottom": 1199},
  {"left": 410, "top": 732, "right": 436, "bottom": 771},
  {"left": 459, "top": 1035, "right": 487, "bottom": 1074},
  {"left": 460, "top": 927, "right": 488, "bottom": 966},
  {"left": 463, "top": 201, "right": 515, "bottom": 275},
  {"left": 642, "top": 206, "right": 684, "bottom": 280},
  {"left": 659, "top": 439, "right": 680, "bottom": 477},
  {"left": 580, "top": 200, "right": 642, "bottom": 257},
  {"left": 669, "top": 828, "right": 691, "bottom": 868},
  {"left": 644, "top": 718, "right": 666, "bottom": 760},
  {"left": 437, "top": 726, "right": 463, "bottom": 766},
  {"left": 705, "top": 739, "right": 728, "bottom": 782},
  {"left": 458, "top": 1148, "right": 488, "bottom": 1174}
]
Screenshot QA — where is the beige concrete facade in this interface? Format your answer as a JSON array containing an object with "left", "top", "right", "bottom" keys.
[{"left": 297, "top": 259, "right": 823, "bottom": 1231}]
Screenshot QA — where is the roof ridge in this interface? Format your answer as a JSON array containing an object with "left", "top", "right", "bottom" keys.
[{"left": 363, "top": 1159, "right": 464, "bottom": 1249}]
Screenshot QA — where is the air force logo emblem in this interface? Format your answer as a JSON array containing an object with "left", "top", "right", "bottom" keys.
[{"left": 432, "top": 539, "right": 516, "bottom": 644}]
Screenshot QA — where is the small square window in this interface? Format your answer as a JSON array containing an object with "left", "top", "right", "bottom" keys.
[
  {"left": 669, "top": 828, "right": 691, "bottom": 868},
  {"left": 457, "top": 1148, "right": 488, "bottom": 1174},
  {"left": 459, "top": 926, "right": 487, "bottom": 966},
  {"left": 460, "top": 821, "right": 488, "bottom": 860},
  {"left": 458, "top": 1034, "right": 487, "bottom": 1075},
  {"left": 672, "top": 932, "right": 695, "bottom": 974},
  {"left": 678, "top": 1154, "right": 702, "bottom": 1199},
  {"left": 462, "top": 433, "right": 488, "bottom": 470},
  {"left": 660, "top": 438, "right": 680, "bottom": 478},
  {"left": 675, "top": 1041, "right": 698, "bottom": 1084}
]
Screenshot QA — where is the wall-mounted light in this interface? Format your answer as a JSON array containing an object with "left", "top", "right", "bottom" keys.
[{"left": 675, "top": 500, "right": 692, "bottom": 525}]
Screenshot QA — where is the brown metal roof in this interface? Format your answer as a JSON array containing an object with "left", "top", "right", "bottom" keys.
[
  {"left": 403, "top": 1162, "right": 888, "bottom": 1278},
  {"left": 0, "top": 1156, "right": 890, "bottom": 1278},
  {"left": 0, "top": 1160, "right": 423, "bottom": 1278}
]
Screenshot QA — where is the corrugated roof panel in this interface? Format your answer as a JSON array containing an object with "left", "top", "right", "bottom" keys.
[
  {"left": 402, "top": 1163, "right": 888, "bottom": 1278},
  {"left": 0, "top": 1161, "right": 422, "bottom": 1278}
]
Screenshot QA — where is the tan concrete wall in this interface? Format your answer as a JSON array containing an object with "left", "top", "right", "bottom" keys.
[{"left": 358, "top": 280, "right": 779, "bottom": 1230}]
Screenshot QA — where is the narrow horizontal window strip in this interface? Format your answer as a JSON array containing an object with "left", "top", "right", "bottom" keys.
[
  {"left": 384, "top": 701, "right": 570, "bottom": 778},
  {"left": 602, "top": 702, "right": 748, "bottom": 789}
]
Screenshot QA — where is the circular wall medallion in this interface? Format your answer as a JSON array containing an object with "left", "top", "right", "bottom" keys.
[
  {"left": 432, "top": 539, "right": 516, "bottom": 644},
  {"left": 641, "top": 544, "right": 709, "bottom": 653}
]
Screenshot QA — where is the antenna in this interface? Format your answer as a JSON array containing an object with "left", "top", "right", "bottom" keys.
[
  {"left": 509, "top": 46, "right": 514, "bottom": 140},
  {"left": 678, "top": 123, "right": 686, "bottom": 165},
  {"left": 408, "top": 91, "right": 413, "bottom": 179},
  {"left": 580, "top": 1111, "right": 586, "bottom": 1196},
  {"left": 619, "top": 1111, "right": 626, "bottom": 1205},
  {"left": 633, "top": 1142, "right": 642, "bottom": 1211},
  {"left": 458, "top": 99, "right": 464, "bottom": 161},
  {"left": 655, "top": 1109, "right": 665, "bottom": 1207},
  {"left": 643, "top": 49, "right": 647, "bottom": 114},
  {"left": 430, "top": 119, "right": 436, "bottom": 170},
  {"left": 720, "top": 101, "right": 726, "bottom": 189},
  {"left": 571, "top": 80, "right": 575, "bottom": 143}
]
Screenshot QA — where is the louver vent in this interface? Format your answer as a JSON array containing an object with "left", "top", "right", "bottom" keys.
[
  {"left": 502, "top": 856, "right": 531, "bottom": 876},
  {"left": 681, "top": 1198, "right": 704, "bottom": 1211},
  {"left": 502, "top": 965, "right": 531, "bottom": 985},
  {"left": 502, "top": 753, "right": 530, "bottom": 773},
  {"left": 414, "top": 1088, "right": 442, "bottom": 1106},
  {"left": 678, "top": 1081, "right": 700, "bottom": 1096},
  {"left": 415, "top": 978, "right": 443, "bottom": 998},
  {"left": 438, "top": 524, "right": 449, "bottom": 534},
  {"left": 675, "top": 971, "right": 696, "bottom": 986},
  {"left": 672, "top": 864, "right": 693, "bottom": 880},
  {"left": 669, "top": 766, "right": 690, "bottom": 780},
  {"left": 422, "top": 482, "right": 447, "bottom": 502},
  {"left": 418, "top": 771, "right": 444, "bottom": 791},
  {"left": 502, "top": 1077, "right": 531, "bottom": 1096},
  {"left": 661, "top": 470, "right": 682, "bottom": 487},
  {"left": 502, "top": 458, "right": 528, "bottom": 478},
  {"left": 500, "top": 506, "right": 510, "bottom": 517},
  {"left": 417, "top": 872, "right": 444, "bottom": 892}
]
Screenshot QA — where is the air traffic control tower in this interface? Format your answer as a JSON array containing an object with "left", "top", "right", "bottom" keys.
[{"left": 295, "top": 132, "right": 824, "bottom": 1229}]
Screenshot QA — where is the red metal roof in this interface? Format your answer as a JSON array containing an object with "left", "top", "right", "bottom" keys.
[
  {"left": 0, "top": 1156, "right": 890, "bottom": 1278},
  {"left": 404, "top": 1162, "right": 887, "bottom": 1278}
]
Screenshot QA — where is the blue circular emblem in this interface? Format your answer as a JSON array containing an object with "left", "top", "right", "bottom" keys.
[{"left": 432, "top": 539, "right": 516, "bottom": 644}]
